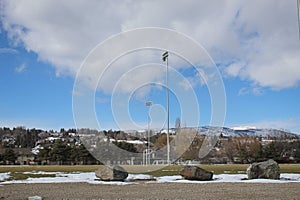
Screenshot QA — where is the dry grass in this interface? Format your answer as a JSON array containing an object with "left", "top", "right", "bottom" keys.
[
  {"left": 125, "top": 164, "right": 300, "bottom": 176},
  {"left": 279, "top": 164, "right": 300, "bottom": 173},
  {"left": 4, "top": 172, "right": 56, "bottom": 181},
  {"left": 0, "top": 164, "right": 299, "bottom": 176},
  {"left": 0, "top": 165, "right": 100, "bottom": 173},
  {"left": 130, "top": 164, "right": 248, "bottom": 176}
]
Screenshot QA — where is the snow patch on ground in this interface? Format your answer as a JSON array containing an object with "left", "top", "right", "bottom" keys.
[
  {"left": 22, "top": 171, "right": 58, "bottom": 175},
  {"left": 0, "top": 172, "right": 10, "bottom": 181},
  {"left": 0, "top": 172, "right": 299, "bottom": 185},
  {"left": 157, "top": 174, "right": 300, "bottom": 184},
  {"left": 156, "top": 175, "right": 182, "bottom": 183},
  {"left": 1, "top": 172, "right": 133, "bottom": 185},
  {"left": 127, "top": 174, "right": 153, "bottom": 180}
]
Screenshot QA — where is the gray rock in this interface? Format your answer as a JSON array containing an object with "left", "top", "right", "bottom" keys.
[
  {"left": 247, "top": 159, "right": 280, "bottom": 180},
  {"left": 95, "top": 165, "right": 128, "bottom": 181},
  {"left": 180, "top": 165, "right": 213, "bottom": 181}
]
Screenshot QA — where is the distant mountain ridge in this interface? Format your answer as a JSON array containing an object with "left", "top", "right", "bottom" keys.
[
  {"left": 196, "top": 126, "right": 299, "bottom": 139},
  {"left": 127, "top": 126, "right": 299, "bottom": 139}
]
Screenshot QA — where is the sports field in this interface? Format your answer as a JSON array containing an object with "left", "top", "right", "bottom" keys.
[
  {"left": 0, "top": 164, "right": 299, "bottom": 181},
  {"left": 0, "top": 164, "right": 299, "bottom": 174},
  {"left": 0, "top": 164, "right": 299, "bottom": 199}
]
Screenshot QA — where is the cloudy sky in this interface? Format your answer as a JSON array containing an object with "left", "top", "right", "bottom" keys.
[{"left": 0, "top": 0, "right": 300, "bottom": 133}]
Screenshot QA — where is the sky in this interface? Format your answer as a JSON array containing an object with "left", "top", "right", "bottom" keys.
[{"left": 0, "top": 0, "right": 300, "bottom": 133}]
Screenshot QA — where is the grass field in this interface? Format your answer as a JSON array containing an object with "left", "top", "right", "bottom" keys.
[
  {"left": 4, "top": 172, "right": 56, "bottom": 181},
  {"left": 1, "top": 164, "right": 299, "bottom": 177}
]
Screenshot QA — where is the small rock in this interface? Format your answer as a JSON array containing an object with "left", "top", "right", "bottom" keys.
[
  {"left": 247, "top": 159, "right": 280, "bottom": 180},
  {"left": 95, "top": 165, "right": 128, "bottom": 181},
  {"left": 180, "top": 165, "right": 213, "bottom": 181}
]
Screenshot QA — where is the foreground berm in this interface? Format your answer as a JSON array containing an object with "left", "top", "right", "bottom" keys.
[
  {"left": 95, "top": 165, "right": 128, "bottom": 181},
  {"left": 247, "top": 159, "right": 280, "bottom": 180},
  {"left": 180, "top": 165, "right": 213, "bottom": 181}
]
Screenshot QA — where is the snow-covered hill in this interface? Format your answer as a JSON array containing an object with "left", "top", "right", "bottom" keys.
[{"left": 192, "top": 126, "right": 299, "bottom": 138}]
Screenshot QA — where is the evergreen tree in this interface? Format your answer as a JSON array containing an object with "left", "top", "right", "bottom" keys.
[
  {"left": 50, "top": 140, "right": 71, "bottom": 164},
  {"left": 3, "top": 148, "right": 17, "bottom": 164},
  {"left": 113, "top": 141, "right": 137, "bottom": 153}
]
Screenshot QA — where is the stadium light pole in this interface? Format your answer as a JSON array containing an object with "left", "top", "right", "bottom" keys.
[
  {"left": 162, "top": 51, "right": 170, "bottom": 165},
  {"left": 146, "top": 101, "right": 152, "bottom": 165},
  {"left": 298, "top": 0, "right": 300, "bottom": 39}
]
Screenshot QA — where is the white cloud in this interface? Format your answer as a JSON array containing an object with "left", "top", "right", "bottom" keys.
[
  {"left": 15, "top": 63, "right": 26, "bottom": 73},
  {"left": 225, "top": 62, "right": 246, "bottom": 77},
  {"left": 178, "top": 78, "right": 195, "bottom": 91},
  {"left": 0, "top": 47, "right": 18, "bottom": 54},
  {"left": 238, "top": 86, "right": 263, "bottom": 96},
  {"left": 96, "top": 97, "right": 109, "bottom": 104},
  {"left": 178, "top": 70, "right": 208, "bottom": 91},
  {"left": 1, "top": 0, "right": 300, "bottom": 93},
  {"left": 224, "top": 1, "right": 300, "bottom": 90}
]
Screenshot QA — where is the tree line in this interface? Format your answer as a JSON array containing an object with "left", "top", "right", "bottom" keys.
[
  {"left": 0, "top": 127, "right": 299, "bottom": 165},
  {"left": 36, "top": 140, "right": 100, "bottom": 165},
  {"left": 172, "top": 132, "right": 300, "bottom": 164}
]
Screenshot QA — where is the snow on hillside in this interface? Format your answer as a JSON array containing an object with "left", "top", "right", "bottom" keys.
[
  {"left": 232, "top": 126, "right": 257, "bottom": 131},
  {"left": 195, "top": 126, "right": 299, "bottom": 138}
]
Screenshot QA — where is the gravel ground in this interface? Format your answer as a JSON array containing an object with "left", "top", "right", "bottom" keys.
[{"left": 0, "top": 182, "right": 299, "bottom": 200}]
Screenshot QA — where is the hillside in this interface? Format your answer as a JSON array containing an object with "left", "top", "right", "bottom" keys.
[
  {"left": 0, "top": 126, "right": 299, "bottom": 165},
  {"left": 196, "top": 126, "right": 299, "bottom": 139}
]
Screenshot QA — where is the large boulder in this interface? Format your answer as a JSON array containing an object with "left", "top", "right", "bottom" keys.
[
  {"left": 180, "top": 165, "right": 213, "bottom": 181},
  {"left": 95, "top": 165, "right": 128, "bottom": 181},
  {"left": 247, "top": 159, "right": 280, "bottom": 180}
]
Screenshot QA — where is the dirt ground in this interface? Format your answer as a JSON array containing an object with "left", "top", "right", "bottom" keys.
[{"left": 0, "top": 182, "right": 299, "bottom": 200}]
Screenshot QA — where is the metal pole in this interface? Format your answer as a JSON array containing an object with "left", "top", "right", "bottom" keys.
[
  {"left": 146, "top": 101, "right": 152, "bottom": 165},
  {"left": 297, "top": 0, "right": 300, "bottom": 39},
  {"left": 147, "top": 111, "right": 150, "bottom": 165},
  {"left": 162, "top": 51, "right": 170, "bottom": 165},
  {"left": 143, "top": 150, "right": 145, "bottom": 165},
  {"left": 166, "top": 56, "right": 170, "bottom": 165}
]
